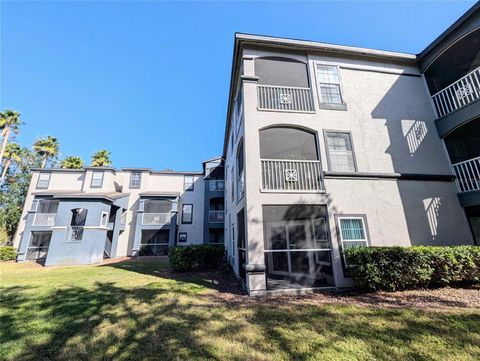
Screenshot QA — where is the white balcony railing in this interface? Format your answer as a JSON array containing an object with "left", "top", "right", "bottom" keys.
[
  {"left": 261, "top": 159, "right": 323, "bottom": 192},
  {"left": 257, "top": 85, "right": 315, "bottom": 112},
  {"left": 142, "top": 213, "right": 171, "bottom": 225},
  {"left": 209, "top": 180, "right": 225, "bottom": 192},
  {"left": 431, "top": 67, "right": 480, "bottom": 118},
  {"left": 32, "top": 213, "right": 56, "bottom": 226},
  {"left": 208, "top": 210, "right": 224, "bottom": 223},
  {"left": 452, "top": 156, "right": 480, "bottom": 193}
]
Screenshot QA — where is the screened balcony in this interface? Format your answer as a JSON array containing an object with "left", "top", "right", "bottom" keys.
[
  {"left": 32, "top": 199, "right": 59, "bottom": 226},
  {"left": 255, "top": 57, "right": 314, "bottom": 112},
  {"left": 139, "top": 199, "right": 172, "bottom": 226},
  {"left": 260, "top": 127, "right": 323, "bottom": 192}
]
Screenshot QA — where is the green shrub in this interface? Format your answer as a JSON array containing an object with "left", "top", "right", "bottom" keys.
[
  {"left": 169, "top": 244, "right": 225, "bottom": 272},
  {"left": 0, "top": 246, "right": 16, "bottom": 261},
  {"left": 345, "top": 246, "right": 480, "bottom": 291}
]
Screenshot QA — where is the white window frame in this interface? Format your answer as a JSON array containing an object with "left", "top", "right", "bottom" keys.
[
  {"left": 36, "top": 173, "right": 51, "bottom": 189},
  {"left": 314, "top": 63, "right": 346, "bottom": 106},
  {"left": 90, "top": 171, "right": 104, "bottom": 188},
  {"left": 337, "top": 216, "right": 369, "bottom": 267},
  {"left": 100, "top": 212, "right": 109, "bottom": 227},
  {"left": 324, "top": 131, "right": 357, "bottom": 172}
]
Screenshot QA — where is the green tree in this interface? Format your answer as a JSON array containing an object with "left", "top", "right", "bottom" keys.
[
  {"left": 60, "top": 155, "right": 84, "bottom": 169},
  {"left": 91, "top": 150, "right": 111, "bottom": 167},
  {"left": 33, "top": 136, "right": 60, "bottom": 168},
  {"left": 0, "top": 110, "right": 23, "bottom": 165},
  {"left": 1, "top": 142, "right": 22, "bottom": 181}
]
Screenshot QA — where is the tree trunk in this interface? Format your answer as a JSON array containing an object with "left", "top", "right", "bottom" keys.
[
  {"left": 41, "top": 156, "right": 47, "bottom": 168},
  {"left": 1, "top": 158, "right": 11, "bottom": 181},
  {"left": 0, "top": 127, "right": 10, "bottom": 166}
]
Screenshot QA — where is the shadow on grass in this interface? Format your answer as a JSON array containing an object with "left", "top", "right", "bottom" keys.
[
  {"left": 101, "top": 258, "right": 246, "bottom": 295},
  {"left": 1, "top": 260, "right": 479, "bottom": 360}
]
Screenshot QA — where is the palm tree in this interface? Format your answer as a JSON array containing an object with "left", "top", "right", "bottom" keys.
[
  {"left": 60, "top": 156, "right": 84, "bottom": 169},
  {"left": 1, "top": 142, "right": 22, "bottom": 181},
  {"left": 33, "top": 136, "right": 60, "bottom": 168},
  {"left": 91, "top": 150, "right": 111, "bottom": 167},
  {"left": 0, "top": 110, "right": 23, "bottom": 166}
]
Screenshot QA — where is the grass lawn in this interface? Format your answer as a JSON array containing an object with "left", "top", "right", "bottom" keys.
[{"left": 1, "top": 259, "right": 479, "bottom": 361}]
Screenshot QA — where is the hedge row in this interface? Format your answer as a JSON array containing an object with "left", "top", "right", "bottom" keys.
[
  {"left": 345, "top": 246, "right": 480, "bottom": 291},
  {"left": 169, "top": 244, "right": 225, "bottom": 272},
  {"left": 0, "top": 246, "right": 16, "bottom": 261}
]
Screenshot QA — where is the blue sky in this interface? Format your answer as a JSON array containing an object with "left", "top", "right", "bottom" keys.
[{"left": 1, "top": 1, "right": 476, "bottom": 170}]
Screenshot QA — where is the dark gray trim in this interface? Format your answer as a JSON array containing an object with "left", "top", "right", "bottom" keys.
[
  {"left": 181, "top": 204, "right": 193, "bottom": 224},
  {"left": 323, "top": 130, "right": 358, "bottom": 172},
  {"left": 90, "top": 171, "right": 104, "bottom": 188},
  {"left": 458, "top": 190, "right": 480, "bottom": 208},
  {"left": 35, "top": 172, "right": 51, "bottom": 190},
  {"left": 435, "top": 100, "right": 480, "bottom": 138},
  {"left": 323, "top": 171, "right": 455, "bottom": 182}
]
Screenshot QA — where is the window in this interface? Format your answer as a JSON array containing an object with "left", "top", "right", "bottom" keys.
[
  {"left": 338, "top": 216, "right": 368, "bottom": 266},
  {"left": 70, "top": 208, "right": 87, "bottom": 241},
  {"left": 184, "top": 175, "right": 194, "bottom": 191},
  {"left": 317, "top": 65, "right": 343, "bottom": 105},
  {"left": 100, "top": 212, "right": 109, "bottom": 227},
  {"left": 236, "top": 141, "right": 244, "bottom": 200},
  {"left": 36, "top": 173, "right": 51, "bottom": 189},
  {"left": 130, "top": 172, "right": 142, "bottom": 188},
  {"left": 182, "top": 204, "right": 193, "bottom": 224},
  {"left": 90, "top": 171, "right": 104, "bottom": 188},
  {"left": 178, "top": 232, "right": 187, "bottom": 243},
  {"left": 325, "top": 132, "right": 356, "bottom": 172}
]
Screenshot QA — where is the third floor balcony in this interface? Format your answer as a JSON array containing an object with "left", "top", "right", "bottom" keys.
[{"left": 431, "top": 66, "right": 480, "bottom": 119}]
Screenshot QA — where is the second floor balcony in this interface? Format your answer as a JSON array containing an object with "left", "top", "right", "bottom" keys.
[
  {"left": 261, "top": 159, "right": 323, "bottom": 192},
  {"left": 142, "top": 213, "right": 171, "bottom": 225},
  {"left": 208, "top": 210, "right": 224, "bottom": 223},
  {"left": 32, "top": 213, "right": 56, "bottom": 227},
  {"left": 208, "top": 179, "right": 225, "bottom": 192},
  {"left": 431, "top": 66, "right": 480, "bottom": 119}
]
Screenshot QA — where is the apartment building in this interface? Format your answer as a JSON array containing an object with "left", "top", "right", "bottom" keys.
[
  {"left": 13, "top": 4, "right": 478, "bottom": 295},
  {"left": 14, "top": 163, "right": 225, "bottom": 265},
  {"left": 223, "top": 5, "right": 479, "bottom": 294}
]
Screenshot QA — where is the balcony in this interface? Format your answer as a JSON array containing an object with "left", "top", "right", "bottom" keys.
[
  {"left": 208, "top": 210, "right": 224, "bottom": 223},
  {"left": 32, "top": 213, "right": 56, "bottom": 227},
  {"left": 257, "top": 85, "right": 314, "bottom": 112},
  {"left": 452, "top": 156, "right": 480, "bottom": 193},
  {"left": 142, "top": 213, "right": 170, "bottom": 225},
  {"left": 431, "top": 67, "right": 480, "bottom": 118},
  {"left": 209, "top": 180, "right": 225, "bottom": 192},
  {"left": 261, "top": 159, "right": 323, "bottom": 192}
]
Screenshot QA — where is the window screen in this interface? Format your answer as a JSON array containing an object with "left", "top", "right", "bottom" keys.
[
  {"left": 326, "top": 132, "right": 355, "bottom": 172},
  {"left": 260, "top": 127, "right": 318, "bottom": 160},
  {"left": 144, "top": 200, "right": 172, "bottom": 213},
  {"left": 339, "top": 218, "right": 368, "bottom": 250},
  {"left": 317, "top": 65, "right": 343, "bottom": 104},
  {"left": 255, "top": 57, "right": 309, "bottom": 87}
]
